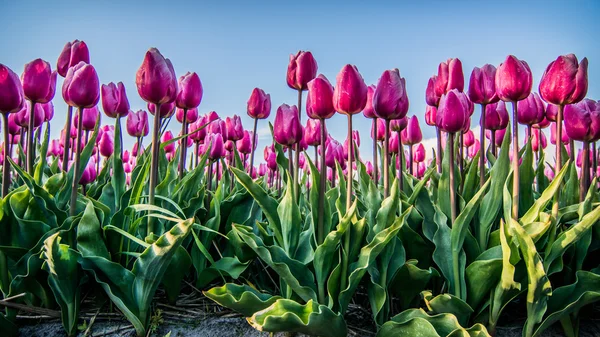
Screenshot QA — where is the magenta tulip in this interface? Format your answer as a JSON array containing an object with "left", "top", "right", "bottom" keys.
[
  {"left": 517, "top": 92, "right": 545, "bottom": 126},
  {"left": 175, "top": 107, "right": 198, "bottom": 124},
  {"left": 161, "top": 131, "right": 175, "bottom": 153},
  {"left": 372, "top": 119, "right": 386, "bottom": 141},
  {"left": 495, "top": 55, "right": 533, "bottom": 102},
  {"left": 468, "top": 64, "right": 499, "bottom": 105},
  {"left": 362, "top": 85, "right": 377, "bottom": 119},
  {"left": 22, "top": 59, "right": 57, "bottom": 103},
  {"left": 136, "top": 48, "right": 178, "bottom": 105},
  {"left": 127, "top": 110, "right": 149, "bottom": 138},
  {"left": 434, "top": 58, "right": 464, "bottom": 97},
  {"left": 0, "top": 64, "right": 24, "bottom": 113},
  {"left": 426, "top": 75, "right": 440, "bottom": 107},
  {"left": 225, "top": 115, "right": 244, "bottom": 141},
  {"left": 101, "top": 82, "right": 130, "bottom": 118},
  {"left": 76, "top": 106, "right": 100, "bottom": 131},
  {"left": 333, "top": 64, "right": 368, "bottom": 115},
  {"left": 390, "top": 117, "right": 408, "bottom": 132},
  {"left": 304, "top": 119, "right": 323, "bottom": 147},
  {"left": 287, "top": 51, "right": 318, "bottom": 91},
  {"left": 425, "top": 106, "right": 437, "bottom": 126},
  {"left": 57, "top": 40, "right": 90, "bottom": 77},
  {"left": 485, "top": 101, "right": 509, "bottom": 130},
  {"left": 237, "top": 130, "right": 253, "bottom": 155},
  {"left": 539, "top": 54, "right": 588, "bottom": 106},
  {"left": 148, "top": 101, "right": 175, "bottom": 118},
  {"left": 99, "top": 130, "right": 114, "bottom": 157},
  {"left": 62, "top": 62, "right": 100, "bottom": 108},
  {"left": 207, "top": 133, "right": 226, "bottom": 160},
  {"left": 373, "top": 69, "right": 409, "bottom": 120},
  {"left": 402, "top": 116, "right": 422, "bottom": 145},
  {"left": 463, "top": 130, "right": 475, "bottom": 147},
  {"left": 436, "top": 89, "right": 470, "bottom": 134},
  {"left": 247, "top": 88, "right": 271, "bottom": 119},
  {"left": 306, "top": 74, "right": 335, "bottom": 119},
  {"left": 414, "top": 143, "right": 426, "bottom": 162},
  {"left": 176, "top": 72, "right": 203, "bottom": 109},
  {"left": 274, "top": 104, "right": 302, "bottom": 146},
  {"left": 564, "top": 99, "right": 600, "bottom": 142}
]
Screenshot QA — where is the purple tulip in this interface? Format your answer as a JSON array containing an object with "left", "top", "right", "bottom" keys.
[
  {"left": 136, "top": 48, "right": 178, "bottom": 105},
  {"left": 550, "top": 122, "right": 570, "bottom": 145},
  {"left": 414, "top": 143, "right": 426, "bottom": 162},
  {"left": 426, "top": 75, "right": 440, "bottom": 107},
  {"left": 362, "top": 85, "right": 377, "bottom": 119},
  {"left": 468, "top": 64, "right": 499, "bottom": 105},
  {"left": 539, "top": 54, "right": 588, "bottom": 106},
  {"left": 564, "top": 99, "right": 600, "bottom": 142},
  {"left": 225, "top": 115, "right": 244, "bottom": 141},
  {"left": 287, "top": 51, "right": 318, "bottom": 91},
  {"left": 162, "top": 131, "right": 175, "bottom": 153},
  {"left": 16, "top": 101, "right": 44, "bottom": 129},
  {"left": 463, "top": 130, "right": 475, "bottom": 147},
  {"left": 62, "top": 62, "right": 99, "bottom": 108},
  {"left": 75, "top": 106, "right": 100, "bottom": 131},
  {"left": 401, "top": 116, "right": 422, "bottom": 145},
  {"left": 484, "top": 101, "right": 509, "bottom": 130},
  {"left": 22, "top": 59, "right": 57, "bottom": 103},
  {"left": 425, "top": 106, "right": 437, "bottom": 126},
  {"left": 517, "top": 92, "right": 545, "bottom": 126},
  {"left": 126, "top": 110, "right": 149, "bottom": 138},
  {"left": 304, "top": 119, "right": 324, "bottom": 147},
  {"left": 57, "top": 40, "right": 90, "bottom": 77},
  {"left": 101, "top": 82, "right": 130, "bottom": 118},
  {"left": 0, "top": 64, "right": 24, "bottom": 113},
  {"left": 190, "top": 116, "right": 207, "bottom": 143},
  {"left": 371, "top": 118, "right": 386, "bottom": 141},
  {"left": 274, "top": 104, "right": 302, "bottom": 146},
  {"left": 390, "top": 117, "right": 408, "bottom": 132},
  {"left": 176, "top": 107, "right": 198, "bottom": 124},
  {"left": 99, "top": 129, "right": 114, "bottom": 157},
  {"left": 306, "top": 74, "right": 336, "bottom": 119},
  {"left": 207, "top": 133, "right": 226, "bottom": 160},
  {"left": 237, "top": 130, "right": 253, "bottom": 154},
  {"left": 247, "top": 88, "right": 271, "bottom": 119},
  {"left": 373, "top": 68, "right": 409, "bottom": 120},
  {"left": 79, "top": 159, "right": 97, "bottom": 185},
  {"left": 436, "top": 89, "right": 470, "bottom": 133},
  {"left": 148, "top": 101, "right": 175, "bottom": 118},
  {"left": 495, "top": 55, "right": 533, "bottom": 102}
]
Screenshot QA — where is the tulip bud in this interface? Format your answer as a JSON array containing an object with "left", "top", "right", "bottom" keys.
[
  {"left": 274, "top": 104, "right": 302, "bottom": 146},
  {"left": 48, "top": 139, "right": 62, "bottom": 157},
  {"left": 40, "top": 102, "right": 54, "bottom": 122},
  {"left": 495, "top": 55, "right": 533, "bottom": 102},
  {"left": 550, "top": 122, "right": 570, "bottom": 145},
  {"left": 529, "top": 128, "right": 547, "bottom": 151},
  {"left": 304, "top": 119, "right": 324, "bottom": 147},
  {"left": 390, "top": 117, "right": 408, "bottom": 132},
  {"left": 463, "top": 130, "right": 475, "bottom": 147},
  {"left": 99, "top": 130, "right": 114, "bottom": 157},
  {"left": 225, "top": 115, "right": 244, "bottom": 141},
  {"left": 62, "top": 62, "right": 99, "bottom": 108},
  {"left": 16, "top": 101, "right": 44, "bottom": 129},
  {"left": 517, "top": 92, "right": 545, "bottom": 125},
  {"left": 237, "top": 130, "right": 253, "bottom": 154},
  {"left": 539, "top": 54, "right": 588, "bottom": 106},
  {"left": 545, "top": 103, "right": 558, "bottom": 122},
  {"left": 162, "top": 131, "right": 175, "bottom": 153},
  {"left": 175, "top": 107, "right": 198, "bottom": 124},
  {"left": 426, "top": 75, "right": 440, "bottom": 107},
  {"left": 576, "top": 148, "right": 593, "bottom": 168},
  {"left": 402, "top": 116, "right": 422, "bottom": 145},
  {"left": 76, "top": 106, "right": 100, "bottom": 131},
  {"left": 373, "top": 68, "right": 409, "bottom": 120},
  {"left": 175, "top": 72, "right": 203, "bottom": 109},
  {"left": 57, "top": 40, "right": 90, "bottom": 77},
  {"left": 436, "top": 89, "right": 470, "bottom": 133},
  {"left": 190, "top": 116, "right": 207, "bottom": 143},
  {"left": 468, "top": 139, "right": 480, "bottom": 158},
  {"left": 258, "top": 163, "right": 267, "bottom": 176},
  {"left": 343, "top": 131, "right": 360, "bottom": 160},
  {"left": 208, "top": 119, "right": 228, "bottom": 139},
  {"left": 148, "top": 101, "right": 175, "bottom": 118},
  {"left": 371, "top": 118, "right": 386, "bottom": 141},
  {"left": 389, "top": 132, "right": 400, "bottom": 154},
  {"left": 79, "top": 160, "right": 97, "bottom": 185},
  {"left": 101, "top": 82, "right": 130, "bottom": 118},
  {"left": 484, "top": 101, "right": 509, "bottom": 130},
  {"left": 486, "top": 129, "right": 507, "bottom": 147},
  {"left": 414, "top": 143, "right": 426, "bottom": 162},
  {"left": 136, "top": 48, "right": 178, "bottom": 105},
  {"left": 287, "top": 51, "right": 318, "bottom": 91},
  {"left": 333, "top": 64, "right": 368, "bottom": 115},
  {"left": 207, "top": 133, "right": 226, "bottom": 160},
  {"left": 0, "top": 64, "right": 25, "bottom": 113},
  {"left": 468, "top": 64, "right": 499, "bottom": 105},
  {"left": 425, "top": 106, "right": 437, "bottom": 126},
  {"left": 22, "top": 59, "right": 57, "bottom": 103},
  {"left": 564, "top": 99, "right": 600, "bottom": 142},
  {"left": 306, "top": 74, "right": 335, "bottom": 119},
  {"left": 247, "top": 88, "right": 271, "bottom": 119},
  {"left": 366, "top": 161, "right": 374, "bottom": 176},
  {"left": 362, "top": 85, "right": 377, "bottom": 119},
  {"left": 434, "top": 58, "right": 464, "bottom": 97},
  {"left": 126, "top": 110, "right": 149, "bottom": 138}
]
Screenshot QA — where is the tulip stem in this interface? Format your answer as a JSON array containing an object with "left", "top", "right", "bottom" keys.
[
  {"left": 2, "top": 113, "right": 11, "bottom": 197},
  {"left": 383, "top": 119, "right": 390, "bottom": 198},
  {"left": 491, "top": 131, "right": 496, "bottom": 158},
  {"left": 179, "top": 109, "right": 188, "bottom": 179},
  {"left": 194, "top": 142, "right": 199, "bottom": 168},
  {"left": 479, "top": 104, "right": 487, "bottom": 187},
  {"left": 511, "top": 101, "right": 520, "bottom": 220},
  {"left": 62, "top": 106, "right": 73, "bottom": 172},
  {"left": 459, "top": 133, "right": 464, "bottom": 174},
  {"left": 397, "top": 131, "right": 403, "bottom": 192},
  {"left": 581, "top": 141, "right": 590, "bottom": 202},
  {"left": 346, "top": 114, "right": 353, "bottom": 211},
  {"left": 548, "top": 104, "right": 565, "bottom": 255},
  {"left": 148, "top": 104, "right": 162, "bottom": 235},
  {"left": 26, "top": 101, "right": 35, "bottom": 174},
  {"left": 317, "top": 120, "right": 326, "bottom": 246},
  {"left": 448, "top": 133, "right": 457, "bottom": 224},
  {"left": 249, "top": 118, "right": 258, "bottom": 177},
  {"left": 288, "top": 146, "right": 294, "bottom": 194},
  {"left": 69, "top": 107, "right": 85, "bottom": 216},
  {"left": 373, "top": 118, "right": 379, "bottom": 186},
  {"left": 408, "top": 144, "right": 413, "bottom": 176},
  {"left": 294, "top": 90, "right": 302, "bottom": 203},
  {"left": 436, "top": 127, "right": 443, "bottom": 174},
  {"left": 569, "top": 139, "right": 575, "bottom": 162},
  {"left": 593, "top": 142, "right": 597, "bottom": 181}
]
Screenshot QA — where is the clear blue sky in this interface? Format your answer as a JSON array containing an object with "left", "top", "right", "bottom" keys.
[{"left": 1, "top": 0, "right": 599, "bottom": 163}]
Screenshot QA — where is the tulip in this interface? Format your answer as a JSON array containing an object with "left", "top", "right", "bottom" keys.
[
  {"left": 426, "top": 75, "right": 440, "bottom": 107},
  {"left": 425, "top": 106, "right": 437, "bottom": 126},
  {"left": 366, "top": 161, "right": 374, "bottom": 177},
  {"left": 100, "top": 82, "right": 130, "bottom": 118},
  {"left": 57, "top": 40, "right": 90, "bottom": 77},
  {"left": 545, "top": 103, "right": 558, "bottom": 122},
  {"left": 76, "top": 106, "right": 100, "bottom": 131},
  {"left": 517, "top": 92, "right": 545, "bottom": 126},
  {"left": 237, "top": 130, "right": 252, "bottom": 155},
  {"left": 48, "top": 139, "right": 62, "bottom": 157},
  {"left": 414, "top": 143, "right": 426, "bottom": 163},
  {"left": 22, "top": 59, "right": 57, "bottom": 104},
  {"left": 436, "top": 89, "right": 470, "bottom": 134},
  {"left": 174, "top": 72, "right": 203, "bottom": 177},
  {"left": 0, "top": 64, "right": 25, "bottom": 114},
  {"left": 550, "top": 122, "right": 569, "bottom": 145},
  {"left": 468, "top": 139, "right": 480, "bottom": 159},
  {"left": 434, "top": 58, "right": 464, "bottom": 97},
  {"left": 304, "top": 119, "right": 322, "bottom": 147},
  {"left": 485, "top": 101, "right": 509, "bottom": 131},
  {"left": 533, "top": 117, "right": 550, "bottom": 129},
  {"left": 539, "top": 54, "right": 588, "bottom": 106},
  {"left": 258, "top": 163, "right": 267, "bottom": 177},
  {"left": 79, "top": 160, "right": 97, "bottom": 186},
  {"left": 148, "top": 101, "right": 175, "bottom": 118},
  {"left": 373, "top": 68, "right": 409, "bottom": 196},
  {"left": 175, "top": 107, "right": 198, "bottom": 124},
  {"left": 287, "top": 51, "right": 318, "bottom": 91},
  {"left": 391, "top": 117, "right": 408, "bottom": 132},
  {"left": 16, "top": 101, "right": 44, "bottom": 130},
  {"left": 208, "top": 119, "right": 228, "bottom": 139},
  {"left": 127, "top": 109, "right": 149, "bottom": 153},
  {"left": 99, "top": 130, "right": 114, "bottom": 158},
  {"left": 41, "top": 102, "right": 54, "bottom": 122},
  {"left": 371, "top": 118, "right": 386, "bottom": 142},
  {"left": 463, "top": 130, "right": 475, "bottom": 148},
  {"left": 389, "top": 132, "right": 400, "bottom": 154},
  {"left": 246, "top": 88, "right": 271, "bottom": 177},
  {"left": 225, "top": 115, "right": 244, "bottom": 141},
  {"left": 495, "top": 55, "right": 533, "bottom": 219},
  {"left": 402, "top": 116, "right": 422, "bottom": 146},
  {"left": 469, "top": 64, "right": 500, "bottom": 187},
  {"left": 274, "top": 104, "right": 302, "bottom": 147},
  {"left": 529, "top": 129, "right": 547, "bottom": 152}
]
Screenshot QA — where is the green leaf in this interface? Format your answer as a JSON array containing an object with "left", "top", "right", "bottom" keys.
[
  {"left": 422, "top": 291, "right": 474, "bottom": 326},
  {"left": 377, "top": 309, "right": 491, "bottom": 337},
  {"left": 390, "top": 260, "right": 439, "bottom": 310},
  {"left": 248, "top": 299, "right": 347, "bottom": 337},
  {"left": 521, "top": 161, "right": 570, "bottom": 225},
  {"left": 277, "top": 172, "right": 301, "bottom": 258},
  {"left": 204, "top": 283, "right": 281, "bottom": 317}
]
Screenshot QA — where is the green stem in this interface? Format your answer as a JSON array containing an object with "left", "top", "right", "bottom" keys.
[
  {"left": 317, "top": 120, "right": 326, "bottom": 246},
  {"left": 69, "top": 107, "right": 84, "bottom": 216},
  {"left": 178, "top": 108, "right": 188, "bottom": 179},
  {"left": 436, "top": 126, "right": 443, "bottom": 173},
  {"left": 346, "top": 114, "right": 353, "bottom": 211},
  {"left": 480, "top": 104, "right": 487, "bottom": 187},
  {"left": 26, "top": 101, "right": 35, "bottom": 174},
  {"left": 147, "top": 104, "right": 162, "bottom": 235},
  {"left": 249, "top": 118, "right": 258, "bottom": 177},
  {"left": 62, "top": 105, "right": 73, "bottom": 172},
  {"left": 383, "top": 119, "right": 390, "bottom": 198},
  {"left": 2, "top": 113, "right": 10, "bottom": 197},
  {"left": 294, "top": 89, "right": 302, "bottom": 203},
  {"left": 581, "top": 141, "right": 590, "bottom": 202},
  {"left": 373, "top": 118, "right": 379, "bottom": 185},
  {"left": 548, "top": 104, "right": 564, "bottom": 255},
  {"left": 511, "top": 101, "right": 520, "bottom": 220}
]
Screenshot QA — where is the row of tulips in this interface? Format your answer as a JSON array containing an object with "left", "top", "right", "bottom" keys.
[{"left": 0, "top": 40, "right": 599, "bottom": 337}]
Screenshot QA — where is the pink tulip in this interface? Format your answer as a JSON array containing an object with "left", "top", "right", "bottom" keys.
[
  {"left": 390, "top": 117, "right": 408, "bottom": 132},
  {"left": 564, "top": 99, "right": 600, "bottom": 142},
  {"left": 434, "top": 58, "right": 464, "bottom": 97},
  {"left": 79, "top": 159, "right": 97, "bottom": 185},
  {"left": 468, "top": 64, "right": 499, "bottom": 105},
  {"left": 414, "top": 143, "right": 426, "bottom": 162},
  {"left": 373, "top": 68, "right": 409, "bottom": 120},
  {"left": 517, "top": 92, "right": 545, "bottom": 126},
  {"left": 548, "top": 122, "right": 569, "bottom": 146},
  {"left": 463, "top": 130, "right": 475, "bottom": 147},
  {"left": 287, "top": 51, "right": 318, "bottom": 91},
  {"left": 16, "top": 101, "right": 44, "bottom": 129},
  {"left": 426, "top": 75, "right": 440, "bottom": 107},
  {"left": 101, "top": 82, "right": 130, "bottom": 118},
  {"left": 148, "top": 101, "right": 175, "bottom": 118},
  {"left": 436, "top": 89, "right": 470, "bottom": 133},
  {"left": 495, "top": 55, "right": 533, "bottom": 102},
  {"left": 485, "top": 101, "right": 509, "bottom": 130},
  {"left": 225, "top": 115, "right": 244, "bottom": 141},
  {"left": 306, "top": 74, "right": 336, "bottom": 119},
  {"left": 62, "top": 62, "right": 99, "bottom": 108},
  {"left": 333, "top": 64, "right": 368, "bottom": 115},
  {"left": 175, "top": 107, "right": 198, "bottom": 124},
  {"left": 274, "top": 104, "right": 302, "bottom": 146},
  {"left": 539, "top": 54, "right": 588, "bottom": 106},
  {"left": 162, "top": 131, "right": 175, "bottom": 153},
  {"left": 304, "top": 119, "right": 323, "bottom": 147},
  {"left": 247, "top": 88, "right": 271, "bottom": 119},
  {"left": 190, "top": 116, "right": 207, "bottom": 143},
  {"left": 237, "top": 130, "right": 253, "bottom": 155},
  {"left": 98, "top": 130, "right": 114, "bottom": 157},
  {"left": 425, "top": 106, "right": 437, "bottom": 126},
  {"left": 136, "top": 48, "right": 178, "bottom": 105},
  {"left": 126, "top": 110, "right": 149, "bottom": 137},
  {"left": 207, "top": 133, "right": 226, "bottom": 160},
  {"left": 48, "top": 139, "right": 62, "bottom": 157},
  {"left": 371, "top": 118, "right": 386, "bottom": 141},
  {"left": 362, "top": 85, "right": 377, "bottom": 119},
  {"left": 402, "top": 116, "right": 422, "bottom": 145},
  {"left": 389, "top": 132, "right": 400, "bottom": 154},
  {"left": 75, "top": 106, "right": 100, "bottom": 131}
]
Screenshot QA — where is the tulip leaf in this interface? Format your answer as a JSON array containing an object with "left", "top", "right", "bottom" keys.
[
  {"left": 34, "top": 122, "right": 51, "bottom": 185},
  {"left": 521, "top": 161, "right": 570, "bottom": 225},
  {"left": 248, "top": 299, "right": 347, "bottom": 337},
  {"left": 465, "top": 246, "right": 502, "bottom": 310},
  {"left": 518, "top": 140, "right": 535, "bottom": 216},
  {"left": 377, "top": 309, "right": 491, "bottom": 337},
  {"left": 204, "top": 283, "right": 281, "bottom": 317},
  {"left": 277, "top": 172, "right": 301, "bottom": 258},
  {"left": 390, "top": 260, "right": 439, "bottom": 310},
  {"left": 421, "top": 291, "right": 474, "bottom": 326}
]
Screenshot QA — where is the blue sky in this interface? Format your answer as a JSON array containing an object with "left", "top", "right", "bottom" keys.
[{"left": 1, "top": 0, "right": 599, "bottom": 163}]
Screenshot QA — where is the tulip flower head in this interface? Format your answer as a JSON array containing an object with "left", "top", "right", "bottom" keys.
[
  {"left": 247, "top": 88, "right": 271, "bottom": 119},
  {"left": 62, "top": 62, "right": 100, "bottom": 108},
  {"left": 273, "top": 104, "right": 302, "bottom": 146},
  {"left": 425, "top": 106, "right": 437, "bottom": 126},
  {"left": 175, "top": 107, "right": 198, "bottom": 124},
  {"left": 495, "top": 55, "right": 533, "bottom": 102},
  {"left": 57, "top": 40, "right": 90, "bottom": 77},
  {"left": 564, "top": 99, "right": 600, "bottom": 142},
  {"left": 136, "top": 48, "right": 178, "bottom": 105},
  {"left": 517, "top": 92, "right": 545, "bottom": 126},
  {"left": 176, "top": 72, "right": 203, "bottom": 109},
  {"left": 484, "top": 101, "right": 509, "bottom": 130},
  {"left": 0, "top": 64, "right": 25, "bottom": 113},
  {"left": 333, "top": 64, "right": 368, "bottom": 115},
  {"left": 436, "top": 89, "right": 470, "bottom": 133},
  {"left": 539, "top": 54, "right": 588, "bottom": 106},
  {"left": 373, "top": 68, "right": 409, "bottom": 120},
  {"left": 434, "top": 58, "right": 464, "bottom": 97},
  {"left": 402, "top": 116, "right": 422, "bottom": 145},
  {"left": 287, "top": 51, "right": 318, "bottom": 91},
  {"left": 304, "top": 119, "right": 324, "bottom": 147},
  {"left": 126, "top": 110, "right": 149, "bottom": 138},
  {"left": 306, "top": 74, "right": 336, "bottom": 119},
  {"left": 468, "top": 64, "right": 499, "bottom": 105},
  {"left": 101, "top": 82, "right": 130, "bottom": 118},
  {"left": 426, "top": 75, "right": 440, "bottom": 107},
  {"left": 225, "top": 115, "right": 244, "bottom": 141}
]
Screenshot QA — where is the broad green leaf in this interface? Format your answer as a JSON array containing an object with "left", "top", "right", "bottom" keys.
[
  {"left": 204, "top": 283, "right": 281, "bottom": 317},
  {"left": 422, "top": 291, "right": 474, "bottom": 326}
]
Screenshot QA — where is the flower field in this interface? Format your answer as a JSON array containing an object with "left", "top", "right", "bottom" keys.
[{"left": 0, "top": 42, "right": 599, "bottom": 337}]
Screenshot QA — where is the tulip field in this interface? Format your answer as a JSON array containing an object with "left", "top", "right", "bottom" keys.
[{"left": 1, "top": 41, "right": 600, "bottom": 337}]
